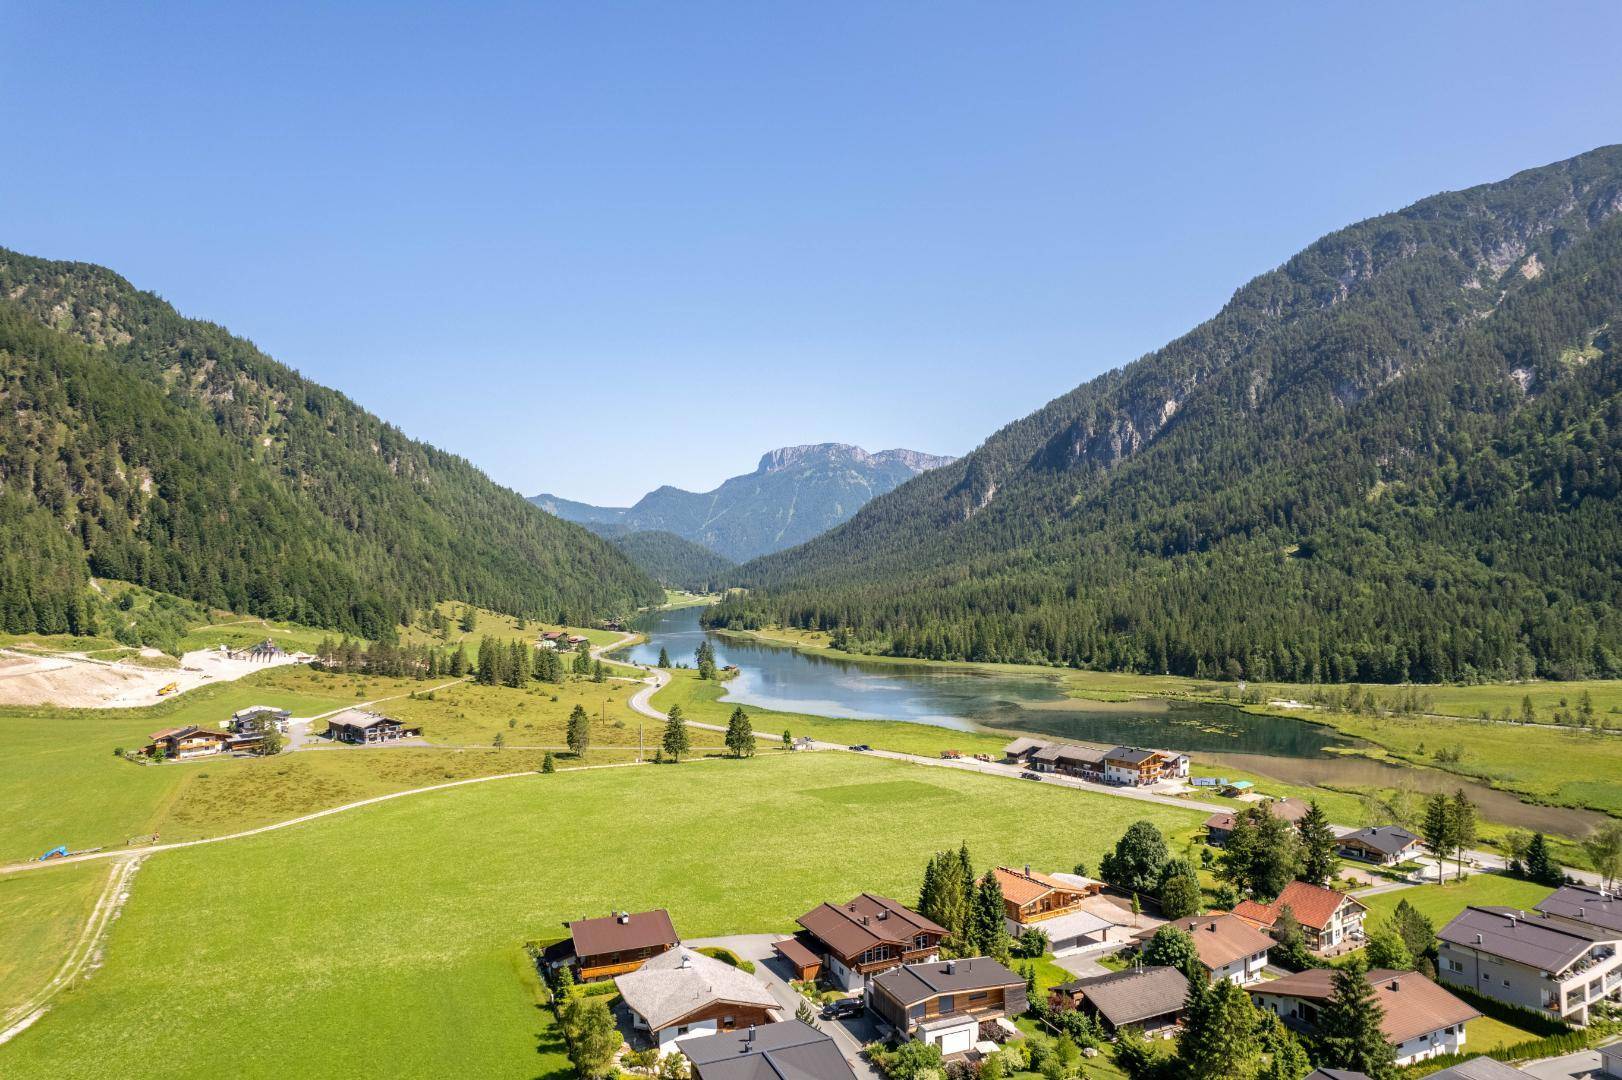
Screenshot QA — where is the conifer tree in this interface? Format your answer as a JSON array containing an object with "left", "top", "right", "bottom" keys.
[
  {"left": 573, "top": 645, "right": 592, "bottom": 675},
  {"left": 724, "top": 706, "right": 755, "bottom": 758},
  {"left": 657, "top": 646, "right": 670, "bottom": 668},
  {"left": 1450, "top": 790, "right": 1477, "bottom": 882},
  {"left": 1297, "top": 800, "right": 1338, "bottom": 886},
  {"left": 1315, "top": 956, "right": 1396, "bottom": 1080},
  {"left": 1178, "top": 975, "right": 1260, "bottom": 1080},
  {"left": 566, "top": 704, "right": 590, "bottom": 756},
  {"left": 969, "top": 869, "right": 1010, "bottom": 960},
  {"left": 1525, "top": 832, "right": 1561, "bottom": 885},
  {"left": 662, "top": 704, "right": 690, "bottom": 762},
  {"left": 1421, "top": 793, "right": 1455, "bottom": 884}
]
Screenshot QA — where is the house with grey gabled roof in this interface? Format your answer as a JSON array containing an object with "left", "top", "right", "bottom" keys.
[
  {"left": 868, "top": 956, "right": 1027, "bottom": 1055},
  {"left": 680, "top": 1021, "right": 857, "bottom": 1080},
  {"left": 1536, "top": 884, "right": 1622, "bottom": 935},
  {"left": 1336, "top": 825, "right": 1422, "bottom": 866},
  {"left": 1436, "top": 905, "right": 1622, "bottom": 1025}
]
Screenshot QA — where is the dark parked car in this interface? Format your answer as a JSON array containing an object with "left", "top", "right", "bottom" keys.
[
  {"left": 1020, "top": 770, "right": 1043, "bottom": 781},
  {"left": 822, "top": 996, "right": 865, "bottom": 1020},
  {"left": 848, "top": 744, "right": 872, "bottom": 752}
]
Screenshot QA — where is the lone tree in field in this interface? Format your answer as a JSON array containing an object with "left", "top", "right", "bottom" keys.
[
  {"left": 725, "top": 706, "right": 756, "bottom": 758},
  {"left": 573, "top": 645, "right": 592, "bottom": 675},
  {"left": 1297, "top": 800, "right": 1338, "bottom": 885},
  {"left": 657, "top": 646, "right": 670, "bottom": 668},
  {"left": 541, "top": 752, "right": 556, "bottom": 773},
  {"left": 662, "top": 704, "right": 690, "bottom": 762},
  {"left": 782, "top": 729, "right": 792, "bottom": 751},
  {"left": 591, "top": 659, "right": 606, "bottom": 683},
  {"left": 566, "top": 704, "right": 591, "bottom": 756}
]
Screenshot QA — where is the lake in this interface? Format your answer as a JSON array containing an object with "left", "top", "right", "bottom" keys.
[
  {"left": 627, "top": 606, "right": 1605, "bottom": 837},
  {"left": 628, "top": 607, "right": 1350, "bottom": 754}
]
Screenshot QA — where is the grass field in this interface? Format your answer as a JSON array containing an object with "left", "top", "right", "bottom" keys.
[
  {"left": 399, "top": 600, "right": 627, "bottom": 651},
  {"left": 0, "top": 666, "right": 715, "bottom": 864},
  {"left": 1360, "top": 874, "right": 1554, "bottom": 929},
  {"left": 0, "top": 862, "right": 110, "bottom": 1020},
  {"left": 0, "top": 752, "right": 1203, "bottom": 1079}
]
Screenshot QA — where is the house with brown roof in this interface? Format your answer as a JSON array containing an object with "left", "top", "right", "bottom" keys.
[
  {"left": 1132, "top": 914, "right": 1273, "bottom": 984},
  {"left": 615, "top": 946, "right": 780, "bottom": 1052},
  {"left": 1437, "top": 904, "right": 1622, "bottom": 1025},
  {"left": 868, "top": 957, "right": 1027, "bottom": 1056},
  {"left": 143, "top": 726, "right": 232, "bottom": 759},
  {"left": 1102, "top": 746, "right": 1190, "bottom": 787},
  {"left": 1337, "top": 825, "right": 1422, "bottom": 866},
  {"left": 564, "top": 908, "right": 681, "bottom": 981},
  {"left": 1049, "top": 965, "right": 1188, "bottom": 1035},
  {"left": 786, "top": 894, "right": 947, "bottom": 991},
  {"left": 1233, "top": 881, "right": 1367, "bottom": 952},
  {"left": 994, "top": 866, "right": 1118, "bottom": 953},
  {"left": 1203, "top": 798, "right": 1311, "bottom": 847},
  {"left": 1247, "top": 968, "right": 1478, "bottom": 1065}
]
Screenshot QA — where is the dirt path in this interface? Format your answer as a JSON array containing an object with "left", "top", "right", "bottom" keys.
[{"left": 0, "top": 856, "right": 143, "bottom": 1044}]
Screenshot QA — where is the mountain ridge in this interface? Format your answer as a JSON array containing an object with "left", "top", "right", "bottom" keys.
[
  {"left": 709, "top": 145, "right": 1622, "bottom": 683},
  {"left": 532, "top": 441, "right": 953, "bottom": 561},
  {"left": 0, "top": 247, "right": 661, "bottom": 637}
]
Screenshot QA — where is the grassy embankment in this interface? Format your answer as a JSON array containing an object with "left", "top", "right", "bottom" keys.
[
  {"left": 0, "top": 862, "right": 110, "bottom": 1019},
  {"left": 0, "top": 752, "right": 1203, "bottom": 1080}
]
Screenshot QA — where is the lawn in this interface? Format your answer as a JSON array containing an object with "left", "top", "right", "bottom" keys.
[
  {"left": 398, "top": 600, "right": 627, "bottom": 651},
  {"left": 0, "top": 861, "right": 111, "bottom": 1021},
  {"left": 0, "top": 752, "right": 1203, "bottom": 1079},
  {"left": 1360, "top": 874, "right": 1554, "bottom": 929}
]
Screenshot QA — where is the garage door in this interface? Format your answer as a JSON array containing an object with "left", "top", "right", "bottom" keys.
[{"left": 935, "top": 1025, "right": 975, "bottom": 1056}]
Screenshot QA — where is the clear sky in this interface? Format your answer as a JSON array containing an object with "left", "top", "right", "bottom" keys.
[{"left": 4, "top": 3, "right": 1620, "bottom": 504}]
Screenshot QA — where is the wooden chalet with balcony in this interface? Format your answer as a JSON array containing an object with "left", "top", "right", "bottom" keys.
[
  {"left": 563, "top": 908, "right": 681, "bottom": 981},
  {"left": 787, "top": 893, "right": 947, "bottom": 990},
  {"left": 869, "top": 956, "right": 1027, "bottom": 1055}
]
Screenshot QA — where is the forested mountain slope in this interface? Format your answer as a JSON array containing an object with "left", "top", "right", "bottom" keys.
[
  {"left": 0, "top": 250, "right": 661, "bottom": 638},
  {"left": 533, "top": 443, "right": 953, "bottom": 561},
  {"left": 609, "top": 531, "right": 735, "bottom": 591},
  {"left": 711, "top": 146, "right": 1622, "bottom": 683}
]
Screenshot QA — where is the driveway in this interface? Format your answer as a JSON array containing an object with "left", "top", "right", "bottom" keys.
[
  {"left": 1517, "top": 1047, "right": 1611, "bottom": 1080},
  {"left": 686, "top": 934, "right": 882, "bottom": 1080}
]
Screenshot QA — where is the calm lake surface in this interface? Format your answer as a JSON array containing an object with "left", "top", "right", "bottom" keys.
[{"left": 628, "top": 606, "right": 1602, "bottom": 837}]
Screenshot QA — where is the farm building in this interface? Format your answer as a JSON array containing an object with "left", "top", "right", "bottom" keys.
[
  {"left": 143, "top": 726, "right": 232, "bottom": 759},
  {"left": 323, "top": 710, "right": 422, "bottom": 745}
]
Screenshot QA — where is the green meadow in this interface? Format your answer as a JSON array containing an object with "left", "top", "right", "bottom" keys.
[
  {"left": 0, "top": 862, "right": 110, "bottom": 1020},
  {"left": 0, "top": 752, "right": 1202, "bottom": 1079},
  {"left": 1360, "top": 874, "right": 1555, "bottom": 930}
]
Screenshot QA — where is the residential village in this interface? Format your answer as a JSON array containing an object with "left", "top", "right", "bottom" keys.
[{"left": 528, "top": 738, "right": 1622, "bottom": 1080}]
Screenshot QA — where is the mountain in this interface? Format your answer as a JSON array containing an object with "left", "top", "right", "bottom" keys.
[
  {"left": 709, "top": 146, "right": 1622, "bottom": 683},
  {"left": 609, "top": 531, "right": 735, "bottom": 592},
  {"left": 0, "top": 249, "right": 661, "bottom": 639},
  {"left": 531, "top": 443, "right": 954, "bottom": 561}
]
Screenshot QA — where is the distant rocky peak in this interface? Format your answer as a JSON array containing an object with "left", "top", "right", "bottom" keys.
[{"left": 755, "top": 443, "right": 953, "bottom": 474}]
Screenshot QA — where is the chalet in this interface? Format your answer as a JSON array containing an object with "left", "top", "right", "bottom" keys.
[
  {"left": 868, "top": 957, "right": 1027, "bottom": 1055},
  {"left": 994, "top": 866, "right": 1117, "bottom": 953},
  {"left": 1102, "top": 746, "right": 1190, "bottom": 787},
  {"left": 324, "top": 710, "right": 423, "bottom": 745},
  {"left": 1233, "top": 881, "right": 1367, "bottom": 952},
  {"left": 540, "top": 631, "right": 566, "bottom": 642},
  {"left": 1336, "top": 825, "right": 1422, "bottom": 866},
  {"left": 233, "top": 638, "right": 287, "bottom": 662},
  {"left": 1001, "top": 738, "right": 1107, "bottom": 779},
  {"left": 1133, "top": 914, "right": 1272, "bottom": 984},
  {"left": 1204, "top": 798, "right": 1311, "bottom": 847},
  {"left": 143, "top": 726, "right": 232, "bottom": 759},
  {"left": 1437, "top": 905, "right": 1622, "bottom": 1025},
  {"left": 567, "top": 635, "right": 588, "bottom": 646},
  {"left": 786, "top": 894, "right": 947, "bottom": 990},
  {"left": 681, "top": 1020, "right": 858, "bottom": 1080},
  {"left": 564, "top": 908, "right": 680, "bottom": 981},
  {"left": 616, "top": 947, "right": 780, "bottom": 1052},
  {"left": 230, "top": 706, "right": 291, "bottom": 735},
  {"left": 1247, "top": 968, "right": 1478, "bottom": 1065},
  {"left": 1049, "top": 965, "right": 1187, "bottom": 1036}
]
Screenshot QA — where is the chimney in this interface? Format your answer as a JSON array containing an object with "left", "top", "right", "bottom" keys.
[
  {"left": 1389, "top": 979, "right": 1401, "bottom": 991},
  {"left": 619, "top": 913, "right": 630, "bottom": 924},
  {"left": 1508, "top": 914, "right": 1518, "bottom": 929},
  {"left": 946, "top": 960, "right": 956, "bottom": 975},
  {"left": 1024, "top": 864, "right": 1032, "bottom": 877},
  {"left": 1475, "top": 933, "right": 1484, "bottom": 944},
  {"left": 1579, "top": 907, "right": 1587, "bottom": 918},
  {"left": 878, "top": 910, "right": 888, "bottom": 921},
  {"left": 680, "top": 953, "right": 692, "bottom": 969},
  {"left": 746, "top": 1025, "right": 756, "bottom": 1043}
]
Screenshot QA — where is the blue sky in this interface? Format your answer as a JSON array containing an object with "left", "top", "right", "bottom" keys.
[{"left": 4, "top": 3, "right": 1620, "bottom": 504}]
